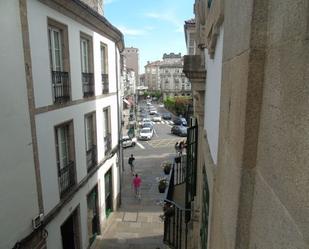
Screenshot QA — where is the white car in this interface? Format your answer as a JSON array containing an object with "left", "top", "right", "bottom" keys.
[
  {"left": 149, "top": 109, "right": 157, "bottom": 115},
  {"left": 122, "top": 136, "right": 136, "bottom": 148},
  {"left": 152, "top": 114, "right": 162, "bottom": 122},
  {"left": 141, "top": 118, "right": 152, "bottom": 125},
  {"left": 138, "top": 127, "right": 154, "bottom": 140}
]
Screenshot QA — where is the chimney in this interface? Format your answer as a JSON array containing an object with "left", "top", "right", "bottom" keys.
[{"left": 80, "top": 0, "right": 104, "bottom": 15}]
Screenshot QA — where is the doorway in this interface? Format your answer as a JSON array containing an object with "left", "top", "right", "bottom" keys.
[
  {"left": 105, "top": 168, "right": 113, "bottom": 217},
  {"left": 61, "top": 208, "right": 80, "bottom": 249},
  {"left": 87, "top": 185, "right": 100, "bottom": 246}
]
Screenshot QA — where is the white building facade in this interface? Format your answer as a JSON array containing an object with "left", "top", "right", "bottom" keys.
[
  {"left": 0, "top": 0, "right": 124, "bottom": 248},
  {"left": 160, "top": 53, "right": 191, "bottom": 99}
]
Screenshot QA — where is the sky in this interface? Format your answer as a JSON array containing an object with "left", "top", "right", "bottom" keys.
[{"left": 104, "top": 0, "right": 195, "bottom": 73}]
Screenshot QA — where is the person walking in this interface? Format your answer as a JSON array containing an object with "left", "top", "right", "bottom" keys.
[
  {"left": 132, "top": 174, "right": 142, "bottom": 199},
  {"left": 174, "top": 142, "right": 179, "bottom": 155},
  {"left": 128, "top": 154, "right": 135, "bottom": 174}
]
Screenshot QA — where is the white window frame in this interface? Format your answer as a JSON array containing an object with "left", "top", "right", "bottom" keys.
[
  {"left": 81, "top": 38, "right": 89, "bottom": 73},
  {"left": 48, "top": 27, "right": 63, "bottom": 72}
]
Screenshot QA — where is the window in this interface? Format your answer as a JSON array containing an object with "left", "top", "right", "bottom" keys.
[
  {"left": 100, "top": 43, "right": 109, "bottom": 94},
  {"left": 48, "top": 19, "right": 70, "bottom": 103},
  {"left": 80, "top": 33, "right": 94, "bottom": 97},
  {"left": 55, "top": 121, "right": 75, "bottom": 198},
  {"left": 103, "top": 107, "right": 111, "bottom": 155},
  {"left": 85, "top": 113, "right": 97, "bottom": 172}
]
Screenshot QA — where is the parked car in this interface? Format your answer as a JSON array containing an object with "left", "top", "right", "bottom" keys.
[
  {"left": 152, "top": 114, "right": 162, "bottom": 122},
  {"left": 149, "top": 109, "right": 157, "bottom": 115},
  {"left": 141, "top": 121, "right": 153, "bottom": 129},
  {"left": 138, "top": 127, "right": 154, "bottom": 140},
  {"left": 162, "top": 113, "right": 172, "bottom": 120},
  {"left": 122, "top": 136, "right": 136, "bottom": 148},
  {"left": 171, "top": 125, "right": 187, "bottom": 137},
  {"left": 173, "top": 117, "right": 187, "bottom": 126}
]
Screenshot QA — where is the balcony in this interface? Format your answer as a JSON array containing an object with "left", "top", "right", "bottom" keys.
[
  {"left": 86, "top": 145, "right": 97, "bottom": 172},
  {"left": 104, "top": 133, "right": 112, "bottom": 156},
  {"left": 58, "top": 161, "right": 76, "bottom": 198},
  {"left": 52, "top": 71, "right": 70, "bottom": 103},
  {"left": 163, "top": 155, "right": 190, "bottom": 249},
  {"left": 82, "top": 73, "right": 94, "bottom": 97},
  {"left": 102, "top": 74, "right": 109, "bottom": 94}
]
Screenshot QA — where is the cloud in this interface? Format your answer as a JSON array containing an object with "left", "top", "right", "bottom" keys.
[
  {"left": 144, "top": 11, "right": 183, "bottom": 33},
  {"left": 117, "top": 25, "right": 146, "bottom": 36}
]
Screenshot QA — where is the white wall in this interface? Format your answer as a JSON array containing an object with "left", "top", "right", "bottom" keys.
[
  {"left": 27, "top": 0, "right": 117, "bottom": 108},
  {"left": 0, "top": 1, "right": 39, "bottom": 248},
  {"left": 204, "top": 26, "right": 224, "bottom": 165},
  {"left": 45, "top": 157, "right": 118, "bottom": 249},
  {"left": 35, "top": 95, "right": 119, "bottom": 214}
]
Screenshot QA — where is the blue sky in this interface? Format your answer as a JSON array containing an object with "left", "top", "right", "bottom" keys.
[{"left": 104, "top": 0, "right": 195, "bottom": 73}]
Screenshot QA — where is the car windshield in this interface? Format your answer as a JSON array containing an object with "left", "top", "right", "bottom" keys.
[{"left": 141, "top": 128, "right": 151, "bottom": 133}]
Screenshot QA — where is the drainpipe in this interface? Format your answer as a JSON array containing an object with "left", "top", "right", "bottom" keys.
[{"left": 115, "top": 44, "right": 124, "bottom": 208}]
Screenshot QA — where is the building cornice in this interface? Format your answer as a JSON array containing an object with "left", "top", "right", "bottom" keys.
[
  {"left": 183, "top": 55, "right": 206, "bottom": 85},
  {"left": 38, "top": 0, "right": 124, "bottom": 52}
]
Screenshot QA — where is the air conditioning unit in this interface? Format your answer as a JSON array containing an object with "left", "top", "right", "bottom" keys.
[{"left": 32, "top": 213, "right": 44, "bottom": 229}]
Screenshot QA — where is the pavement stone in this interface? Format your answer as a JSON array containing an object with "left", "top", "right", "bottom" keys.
[{"left": 93, "top": 151, "right": 174, "bottom": 249}]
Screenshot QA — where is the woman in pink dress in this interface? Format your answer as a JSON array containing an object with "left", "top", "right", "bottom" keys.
[{"left": 132, "top": 174, "right": 142, "bottom": 199}]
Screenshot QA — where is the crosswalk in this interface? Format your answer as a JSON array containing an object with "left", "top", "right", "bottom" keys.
[{"left": 154, "top": 120, "right": 174, "bottom": 125}]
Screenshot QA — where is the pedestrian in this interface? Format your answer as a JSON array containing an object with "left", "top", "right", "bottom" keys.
[
  {"left": 128, "top": 154, "right": 135, "bottom": 174},
  {"left": 174, "top": 142, "right": 179, "bottom": 155},
  {"left": 179, "top": 141, "right": 184, "bottom": 154},
  {"left": 132, "top": 174, "right": 142, "bottom": 199}
]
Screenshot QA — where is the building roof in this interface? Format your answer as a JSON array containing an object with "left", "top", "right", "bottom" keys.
[
  {"left": 163, "top": 53, "right": 182, "bottom": 59},
  {"left": 47, "top": 0, "right": 125, "bottom": 51}
]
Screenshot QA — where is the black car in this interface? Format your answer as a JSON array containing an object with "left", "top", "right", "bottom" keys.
[
  {"left": 171, "top": 125, "right": 187, "bottom": 137},
  {"left": 162, "top": 113, "right": 172, "bottom": 120}
]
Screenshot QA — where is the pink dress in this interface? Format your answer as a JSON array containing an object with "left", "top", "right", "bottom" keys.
[{"left": 133, "top": 177, "right": 141, "bottom": 188}]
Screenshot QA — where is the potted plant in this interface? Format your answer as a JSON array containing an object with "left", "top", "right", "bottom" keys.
[
  {"left": 161, "top": 161, "right": 172, "bottom": 175},
  {"left": 158, "top": 179, "right": 167, "bottom": 193}
]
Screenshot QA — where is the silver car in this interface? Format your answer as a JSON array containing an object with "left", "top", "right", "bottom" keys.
[{"left": 122, "top": 136, "right": 136, "bottom": 148}]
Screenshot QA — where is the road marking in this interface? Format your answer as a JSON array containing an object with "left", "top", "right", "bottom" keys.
[
  {"left": 153, "top": 128, "right": 158, "bottom": 137},
  {"left": 136, "top": 141, "right": 145, "bottom": 149}
]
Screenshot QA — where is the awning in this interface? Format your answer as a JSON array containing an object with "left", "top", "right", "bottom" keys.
[{"left": 123, "top": 99, "right": 130, "bottom": 105}]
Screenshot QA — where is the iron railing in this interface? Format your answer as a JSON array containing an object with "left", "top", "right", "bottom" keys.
[
  {"left": 52, "top": 71, "right": 70, "bottom": 103},
  {"left": 102, "top": 74, "right": 109, "bottom": 94},
  {"left": 163, "top": 200, "right": 190, "bottom": 249},
  {"left": 174, "top": 155, "right": 186, "bottom": 185},
  {"left": 82, "top": 73, "right": 94, "bottom": 97},
  {"left": 104, "top": 133, "right": 111, "bottom": 156},
  {"left": 185, "top": 123, "right": 198, "bottom": 209},
  {"left": 58, "top": 161, "right": 76, "bottom": 198},
  {"left": 86, "top": 145, "right": 97, "bottom": 172}
]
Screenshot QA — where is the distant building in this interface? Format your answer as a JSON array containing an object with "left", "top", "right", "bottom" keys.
[
  {"left": 122, "top": 47, "right": 139, "bottom": 86},
  {"left": 159, "top": 53, "right": 191, "bottom": 99},
  {"left": 139, "top": 73, "right": 145, "bottom": 86},
  {"left": 0, "top": 0, "right": 123, "bottom": 248},
  {"left": 144, "top": 60, "right": 161, "bottom": 91}
]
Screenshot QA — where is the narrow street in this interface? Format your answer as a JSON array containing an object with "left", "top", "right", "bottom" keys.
[{"left": 94, "top": 102, "right": 183, "bottom": 249}]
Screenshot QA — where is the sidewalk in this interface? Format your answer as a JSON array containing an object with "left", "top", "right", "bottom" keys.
[{"left": 93, "top": 156, "right": 168, "bottom": 249}]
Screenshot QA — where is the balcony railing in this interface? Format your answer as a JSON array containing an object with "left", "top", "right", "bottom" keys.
[
  {"left": 163, "top": 199, "right": 190, "bottom": 249},
  {"left": 104, "top": 133, "right": 111, "bottom": 156},
  {"left": 58, "top": 161, "right": 76, "bottom": 198},
  {"left": 82, "top": 73, "right": 94, "bottom": 97},
  {"left": 102, "top": 74, "right": 109, "bottom": 94},
  {"left": 174, "top": 155, "right": 186, "bottom": 185},
  {"left": 52, "top": 71, "right": 70, "bottom": 103},
  {"left": 86, "top": 145, "right": 97, "bottom": 172}
]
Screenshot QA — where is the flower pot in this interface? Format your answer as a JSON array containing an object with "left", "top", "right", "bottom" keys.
[
  {"left": 158, "top": 181, "right": 166, "bottom": 193},
  {"left": 164, "top": 166, "right": 171, "bottom": 175}
]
